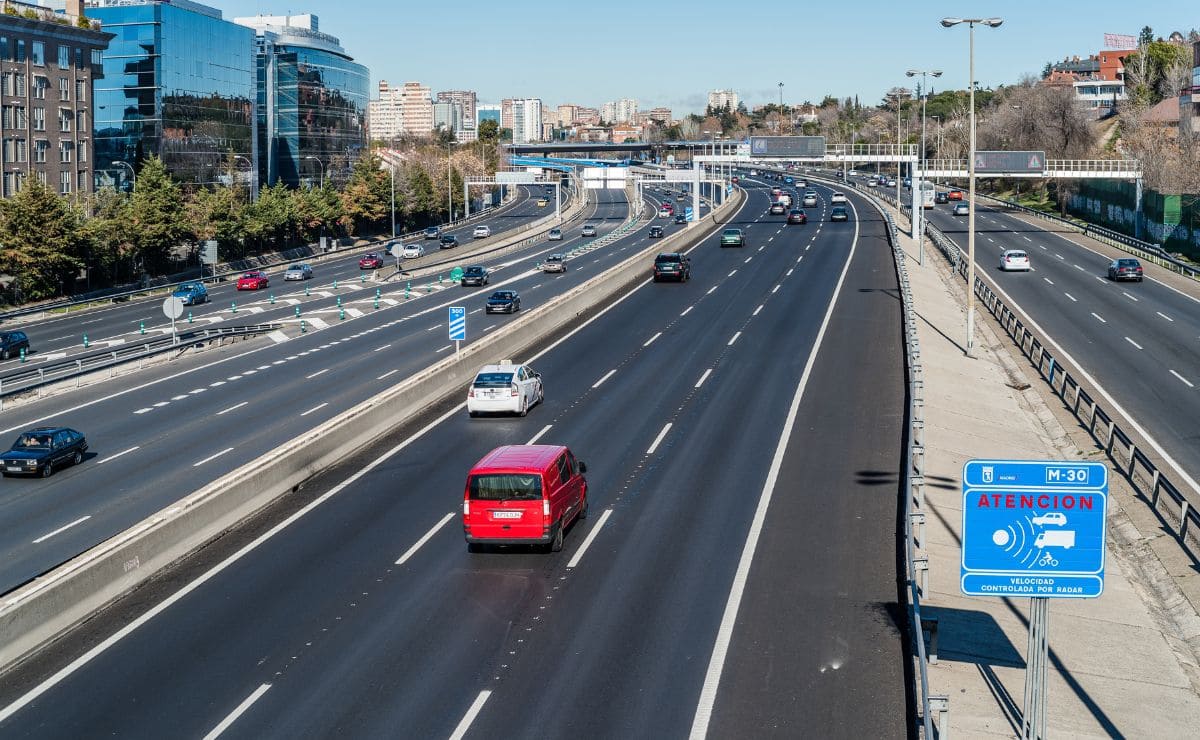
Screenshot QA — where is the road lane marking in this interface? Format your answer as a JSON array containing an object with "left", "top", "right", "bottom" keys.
[
  {"left": 680, "top": 306, "right": 694, "bottom": 317},
  {"left": 1043, "top": 278, "right": 1054, "bottom": 285},
  {"left": 171, "top": 395, "right": 188, "bottom": 401},
  {"left": 299, "top": 403, "right": 328, "bottom": 417},
  {"left": 646, "top": 423, "right": 672, "bottom": 455},
  {"left": 1122, "top": 292, "right": 1139, "bottom": 302},
  {"left": 1056, "top": 254, "right": 1064, "bottom": 260},
  {"left": 643, "top": 332, "right": 662, "bottom": 347},
  {"left": 153, "top": 401, "right": 169, "bottom": 407},
  {"left": 695, "top": 369, "right": 713, "bottom": 388},
  {"left": 1157, "top": 311, "right": 1174, "bottom": 322},
  {"left": 727, "top": 332, "right": 741, "bottom": 346},
  {"left": 193, "top": 447, "right": 234, "bottom": 468},
  {"left": 752, "top": 305, "right": 764, "bottom": 317},
  {"left": 435, "top": 344, "right": 452, "bottom": 353},
  {"left": 377, "top": 369, "right": 401, "bottom": 380},
  {"left": 448, "top": 691, "right": 492, "bottom": 740},
  {"left": 1064, "top": 293, "right": 1077, "bottom": 302},
  {"left": 771, "top": 285, "right": 780, "bottom": 294},
  {"left": 97, "top": 446, "right": 139, "bottom": 464},
  {"left": 1073, "top": 264, "right": 1085, "bottom": 272},
  {"left": 566, "top": 508, "right": 613, "bottom": 569},
  {"left": 202, "top": 683, "right": 271, "bottom": 740},
  {"left": 744, "top": 256, "right": 753, "bottom": 264},
  {"left": 133, "top": 407, "right": 153, "bottom": 414},
  {"left": 1171, "top": 370, "right": 1195, "bottom": 388},
  {"left": 786, "top": 268, "right": 794, "bottom": 276},
  {"left": 32, "top": 516, "right": 91, "bottom": 544},
  {"left": 1125, "top": 337, "right": 1143, "bottom": 350},
  {"left": 727, "top": 270, "right": 737, "bottom": 277},
  {"left": 1023, "top": 236, "right": 1033, "bottom": 242},
  {"left": 1091, "top": 312, "right": 1107, "bottom": 323},
  {"left": 373, "top": 343, "right": 391, "bottom": 352},
  {"left": 305, "top": 368, "right": 329, "bottom": 379},
  {"left": 395, "top": 512, "right": 456, "bottom": 565},
  {"left": 526, "top": 424, "right": 553, "bottom": 445},
  {"left": 217, "top": 401, "right": 248, "bottom": 416},
  {"left": 706, "top": 286, "right": 717, "bottom": 295},
  {"left": 592, "top": 369, "right": 617, "bottom": 388}
]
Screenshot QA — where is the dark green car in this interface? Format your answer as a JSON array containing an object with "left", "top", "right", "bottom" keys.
[
  {"left": 830, "top": 206, "right": 850, "bottom": 222},
  {"left": 719, "top": 228, "right": 745, "bottom": 247}
]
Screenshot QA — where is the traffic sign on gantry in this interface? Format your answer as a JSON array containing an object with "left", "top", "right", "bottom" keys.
[
  {"left": 749, "top": 136, "right": 825, "bottom": 158},
  {"left": 961, "top": 460, "right": 1108, "bottom": 598},
  {"left": 973, "top": 151, "right": 1046, "bottom": 174}
]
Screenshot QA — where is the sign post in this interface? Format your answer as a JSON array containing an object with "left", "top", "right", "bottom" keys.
[
  {"left": 162, "top": 296, "right": 185, "bottom": 343},
  {"left": 448, "top": 306, "right": 466, "bottom": 354},
  {"left": 962, "top": 459, "right": 1108, "bottom": 740}
]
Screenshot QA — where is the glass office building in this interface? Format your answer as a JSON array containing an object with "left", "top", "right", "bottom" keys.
[
  {"left": 234, "top": 15, "right": 367, "bottom": 188},
  {"left": 89, "top": 0, "right": 255, "bottom": 188}
]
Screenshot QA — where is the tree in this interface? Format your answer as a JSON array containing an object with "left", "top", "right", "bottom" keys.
[
  {"left": 339, "top": 152, "right": 390, "bottom": 235},
  {"left": 1139, "top": 25, "right": 1154, "bottom": 47},
  {"left": 405, "top": 164, "right": 438, "bottom": 225},
  {"left": 0, "top": 179, "right": 86, "bottom": 300},
  {"left": 82, "top": 188, "right": 135, "bottom": 286},
  {"left": 187, "top": 183, "right": 246, "bottom": 261},
  {"left": 295, "top": 184, "right": 343, "bottom": 242},
  {"left": 242, "top": 182, "right": 295, "bottom": 249},
  {"left": 128, "top": 155, "right": 186, "bottom": 275},
  {"left": 477, "top": 118, "right": 499, "bottom": 141}
]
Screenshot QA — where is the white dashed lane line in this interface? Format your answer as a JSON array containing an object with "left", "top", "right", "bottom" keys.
[
  {"left": 728, "top": 332, "right": 742, "bottom": 346},
  {"left": 1091, "top": 312, "right": 1107, "bottom": 324},
  {"left": 695, "top": 369, "right": 713, "bottom": 388},
  {"left": 706, "top": 286, "right": 717, "bottom": 295},
  {"left": 1170, "top": 370, "right": 1195, "bottom": 388},
  {"left": 306, "top": 368, "right": 329, "bottom": 379},
  {"left": 592, "top": 369, "right": 617, "bottom": 388},
  {"left": 377, "top": 368, "right": 401, "bottom": 380},
  {"left": 1123, "top": 292, "right": 1139, "bottom": 302},
  {"left": 646, "top": 423, "right": 673, "bottom": 455},
  {"left": 1125, "top": 337, "right": 1143, "bottom": 350},
  {"left": 1064, "top": 293, "right": 1077, "bottom": 302},
  {"left": 752, "top": 305, "right": 764, "bottom": 317},
  {"left": 299, "top": 403, "right": 328, "bottom": 417},
  {"left": 32, "top": 516, "right": 92, "bottom": 544},
  {"left": 193, "top": 447, "right": 234, "bottom": 468},
  {"left": 217, "top": 401, "right": 248, "bottom": 416},
  {"left": 1043, "top": 278, "right": 1054, "bottom": 285},
  {"left": 97, "top": 446, "right": 139, "bottom": 465},
  {"left": 643, "top": 332, "right": 662, "bottom": 347},
  {"left": 1157, "top": 312, "right": 1174, "bottom": 322}
]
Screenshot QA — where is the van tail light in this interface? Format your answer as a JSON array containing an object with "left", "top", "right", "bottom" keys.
[
  {"left": 463, "top": 500, "right": 470, "bottom": 518},
  {"left": 511, "top": 384, "right": 519, "bottom": 397},
  {"left": 543, "top": 498, "right": 551, "bottom": 522}
]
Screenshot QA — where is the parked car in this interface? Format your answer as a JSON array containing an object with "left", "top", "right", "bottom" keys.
[
  {"left": 423, "top": 226, "right": 441, "bottom": 240},
  {"left": 462, "top": 444, "right": 588, "bottom": 553},
  {"left": 1107, "top": 258, "right": 1144, "bottom": 282},
  {"left": 934, "top": 191, "right": 950, "bottom": 204},
  {"left": 547, "top": 228, "right": 563, "bottom": 241},
  {"left": 720, "top": 228, "right": 745, "bottom": 247},
  {"left": 461, "top": 265, "right": 490, "bottom": 287},
  {"left": 472, "top": 225, "right": 492, "bottom": 239},
  {"left": 236, "top": 270, "right": 269, "bottom": 290},
  {"left": 440, "top": 234, "right": 459, "bottom": 249},
  {"left": 952, "top": 202, "right": 970, "bottom": 216},
  {"left": 0, "top": 330, "right": 30, "bottom": 360},
  {"left": 649, "top": 225, "right": 664, "bottom": 238},
  {"left": 402, "top": 243, "right": 425, "bottom": 259},
  {"left": 581, "top": 224, "right": 597, "bottom": 237},
  {"left": 830, "top": 206, "right": 850, "bottom": 222},
  {"left": 999, "top": 250, "right": 1031, "bottom": 271},
  {"left": 284, "top": 264, "right": 313, "bottom": 281},
  {"left": 542, "top": 254, "right": 566, "bottom": 273},
  {"left": 486, "top": 290, "right": 521, "bottom": 313},
  {"left": 466, "top": 364, "right": 544, "bottom": 418},
  {"left": 653, "top": 252, "right": 691, "bottom": 282},
  {"left": 359, "top": 253, "right": 384, "bottom": 269},
  {"left": 2, "top": 427, "right": 87, "bottom": 478},
  {"left": 787, "top": 209, "right": 808, "bottom": 225},
  {"left": 172, "top": 282, "right": 209, "bottom": 305}
]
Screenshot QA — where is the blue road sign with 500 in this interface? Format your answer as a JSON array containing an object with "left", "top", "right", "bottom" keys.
[
  {"left": 448, "top": 306, "right": 466, "bottom": 342},
  {"left": 961, "top": 460, "right": 1108, "bottom": 599}
]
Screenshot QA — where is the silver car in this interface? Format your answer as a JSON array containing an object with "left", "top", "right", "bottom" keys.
[
  {"left": 581, "top": 224, "right": 597, "bottom": 237},
  {"left": 542, "top": 254, "right": 567, "bottom": 273},
  {"left": 402, "top": 243, "right": 425, "bottom": 259},
  {"left": 547, "top": 228, "right": 563, "bottom": 241},
  {"left": 284, "top": 263, "right": 313, "bottom": 280}
]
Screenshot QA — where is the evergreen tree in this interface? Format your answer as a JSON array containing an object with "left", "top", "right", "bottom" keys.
[
  {"left": 128, "top": 155, "right": 185, "bottom": 275},
  {"left": 0, "top": 179, "right": 85, "bottom": 300},
  {"left": 339, "top": 153, "right": 390, "bottom": 235}
]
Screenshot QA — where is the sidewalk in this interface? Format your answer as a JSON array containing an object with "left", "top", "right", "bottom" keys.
[{"left": 894, "top": 222, "right": 1200, "bottom": 737}]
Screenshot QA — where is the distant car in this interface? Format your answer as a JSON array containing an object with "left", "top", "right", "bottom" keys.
[
  {"left": 849, "top": 169, "right": 859, "bottom": 176},
  {"left": 886, "top": 178, "right": 897, "bottom": 187},
  {"left": 865, "top": 177, "right": 878, "bottom": 188},
  {"left": 581, "top": 224, "right": 597, "bottom": 237},
  {"left": 486, "top": 290, "right": 521, "bottom": 313},
  {"left": 284, "top": 263, "right": 313, "bottom": 281},
  {"left": 658, "top": 208, "right": 672, "bottom": 218},
  {"left": 472, "top": 225, "right": 492, "bottom": 239},
  {"left": 461, "top": 265, "right": 490, "bottom": 287},
  {"left": 536, "top": 197, "right": 549, "bottom": 207},
  {"left": 1107, "top": 258, "right": 1144, "bottom": 282},
  {"left": 543, "top": 254, "right": 566, "bottom": 273},
  {"left": 359, "top": 253, "right": 384, "bottom": 269},
  {"left": 466, "top": 363, "right": 543, "bottom": 417},
  {"left": 787, "top": 209, "right": 808, "bottom": 225},
  {"left": 830, "top": 206, "right": 850, "bottom": 222},
  {"left": 2, "top": 427, "right": 87, "bottom": 478},
  {"left": 675, "top": 194, "right": 685, "bottom": 202},
  {"left": 172, "top": 281, "right": 209, "bottom": 305},
  {"left": 795, "top": 179, "right": 807, "bottom": 187},
  {"left": 653, "top": 252, "right": 691, "bottom": 282},
  {"left": 720, "top": 228, "right": 745, "bottom": 247},
  {"left": 547, "top": 228, "right": 563, "bottom": 240},
  {"left": 802, "top": 194, "right": 818, "bottom": 208},
  {"left": 771, "top": 187, "right": 782, "bottom": 196},
  {"left": 402, "top": 243, "right": 425, "bottom": 259},
  {"left": 0, "top": 330, "right": 30, "bottom": 360},
  {"left": 440, "top": 234, "right": 459, "bottom": 249},
  {"left": 236, "top": 270, "right": 269, "bottom": 290},
  {"left": 649, "top": 226, "right": 664, "bottom": 238},
  {"left": 947, "top": 190, "right": 964, "bottom": 201},
  {"left": 674, "top": 213, "right": 687, "bottom": 225},
  {"left": 952, "top": 202, "right": 970, "bottom": 216},
  {"left": 769, "top": 203, "right": 786, "bottom": 215},
  {"left": 999, "top": 250, "right": 1031, "bottom": 271},
  {"left": 730, "top": 176, "right": 739, "bottom": 184},
  {"left": 1032, "top": 512, "right": 1068, "bottom": 527},
  {"left": 934, "top": 191, "right": 950, "bottom": 204},
  {"left": 423, "top": 226, "right": 441, "bottom": 240},
  {"left": 830, "top": 192, "right": 847, "bottom": 203}
]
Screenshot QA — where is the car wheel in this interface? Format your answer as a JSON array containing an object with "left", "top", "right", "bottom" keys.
[
  {"left": 467, "top": 542, "right": 484, "bottom": 554},
  {"left": 41, "top": 463, "right": 53, "bottom": 478},
  {"left": 72, "top": 450, "right": 82, "bottom": 466},
  {"left": 538, "top": 385, "right": 544, "bottom": 404},
  {"left": 1, "top": 349, "right": 8, "bottom": 360},
  {"left": 549, "top": 521, "right": 564, "bottom": 552},
  {"left": 518, "top": 398, "right": 528, "bottom": 417}
]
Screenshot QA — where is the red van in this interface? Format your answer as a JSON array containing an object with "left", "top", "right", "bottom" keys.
[{"left": 463, "top": 445, "right": 588, "bottom": 553}]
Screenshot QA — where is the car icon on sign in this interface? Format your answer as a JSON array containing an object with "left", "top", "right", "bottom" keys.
[{"left": 1032, "top": 512, "right": 1067, "bottom": 527}]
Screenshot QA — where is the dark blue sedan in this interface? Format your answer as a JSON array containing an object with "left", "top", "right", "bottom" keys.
[
  {"left": 485, "top": 290, "right": 521, "bottom": 314},
  {"left": 2, "top": 427, "right": 88, "bottom": 478}
]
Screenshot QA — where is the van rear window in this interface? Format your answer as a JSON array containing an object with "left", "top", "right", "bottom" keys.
[
  {"left": 473, "top": 373, "right": 513, "bottom": 387},
  {"left": 470, "top": 474, "right": 542, "bottom": 501}
]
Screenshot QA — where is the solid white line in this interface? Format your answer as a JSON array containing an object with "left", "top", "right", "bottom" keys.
[
  {"left": 97, "top": 446, "right": 139, "bottom": 464},
  {"left": 1043, "top": 278, "right": 1054, "bottom": 285},
  {"left": 1091, "top": 312, "right": 1107, "bottom": 324},
  {"left": 592, "top": 369, "right": 617, "bottom": 388},
  {"left": 727, "top": 332, "right": 741, "bottom": 346},
  {"left": 448, "top": 691, "right": 493, "bottom": 740},
  {"left": 646, "top": 423, "right": 672, "bottom": 455},
  {"left": 193, "top": 447, "right": 234, "bottom": 468},
  {"left": 1157, "top": 311, "right": 1174, "bottom": 322},
  {"left": 690, "top": 194, "right": 861, "bottom": 739},
  {"left": 566, "top": 508, "right": 613, "bottom": 569},
  {"left": 643, "top": 332, "right": 662, "bottom": 347},
  {"left": 217, "top": 401, "right": 248, "bottom": 416},
  {"left": 394, "top": 512, "right": 456, "bottom": 565},
  {"left": 32, "top": 516, "right": 91, "bottom": 544},
  {"left": 695, "top": 369, "right": 713, "bottom": 388},
  {"left": 377, "top": 368, "right": 401, "bottom": 380},
  {"left": 526, "top": 424, "right": 553, "bottom": 445},
  {"left": 1125, "top": 337, "right": 1143, "bottom": 350},
  {"left": 1064, "top": 293, "right": 1077, "bottom": 302},
  {"left": 1170, "top": 370, "right": 1195, "bottom": 388},
  {"left": 202, "top": 683, "right": 272, "bottom": 740},
  {"left": 1073, "top": 264, "right": 1085, "bottom": 272},
  {"left": 436, "top": 344, "right": 453, "bottom": 353},
  {"left": 299, "top": 403, "right": 329, "bottom": 417},
  {"left": 752, "top": 305, "right": 763, "bottom": 317}
]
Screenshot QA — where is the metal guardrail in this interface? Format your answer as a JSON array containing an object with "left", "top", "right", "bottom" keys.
[{"left": 0, "top": 324, "right": 281, "bottom": 403}]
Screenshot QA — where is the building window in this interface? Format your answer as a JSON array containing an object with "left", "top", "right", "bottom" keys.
[
  {"left": 75, "top": 79, "right": 85, "bottom": 102},
  {"left": 5, "top": 138, "right": 25, "bottom": 162},
  {"left": 59, "top": 78, "right": 68, "bottom": 101},
  {"left": 77, "top": 139, "right": 86, "bottom": 162},
  {"left": 35, "top": 171, "right": 45, "bottom": 186},
  {"left": 58, "top": 45, "right": 69, "bottom": 70},
  {"left": 31, "top": 42, "right": 43, "bottom": 67},
  {"left": 15, "top": 74, "right": 25, "bottom": 97},
  {"left": 33, "top": 77, "right": 47, "bottom": 100},
  {"left": 15, "top": 106, "right": 24, "bottom": 128},
  {"left": 90, "top": 49, "right": 100, "bottom": 66},
  {"left": 59, "top": 109, "right": 71, "bottom": 132},
  {"left": 76, "top": 110, "right": 84, "bottom": 132},
  {"left": 78, "top": 170, "right": 87, "bottom": 193},
  {"left": 75, "top": 47, "right": 82, "bottom": 69},
  {"left": 15, "top": 39, "right": 24, "bottom": 64},
  {"left": 32, "top": 107, "right": 44, "bottom": 131},
  {"left": 60, "top": 140, "right": 72, "bottom": 163},
  {"left": 2, "top": 106, "right": 10, "bottom": 130},
  {"left": 0, "top": 38, "right": 6, "bottom": 61},
  {"left": 2, "top": 172, "right": 13, "bottom": 197},
  {"left": 33, "top": 139, "right": 46, "bottom": 163},
  {"left": 60, "top": 170, "right": 71, "bottom": 194}
]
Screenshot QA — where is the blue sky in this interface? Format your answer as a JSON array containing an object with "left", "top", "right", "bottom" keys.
[{"left": 206, "top": 0, "right": 1197, "bottom": 113}]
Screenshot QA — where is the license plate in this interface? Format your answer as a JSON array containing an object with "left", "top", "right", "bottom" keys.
[
  {"left": 491, "top": 510, "right": 522, "bottom": 519},
  {"left": 6, "top": 466, "right": 22, "bottom": 472}
]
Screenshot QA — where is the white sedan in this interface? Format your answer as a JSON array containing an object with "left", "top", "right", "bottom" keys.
[
  {"left": 402, "top": 243, "right": 425, "bottom": 259},
  {"left": 999, "top": 249, "right": 1031, "bottom": 271},
  {"left": 830, "top": 192, "right": 847, "bottom": 204},
  {"left": 467, "top": 362, "right": 544, "bottom": 417},
  {"left": 472, "top": 225, "right": 491, "bottom": 238}
]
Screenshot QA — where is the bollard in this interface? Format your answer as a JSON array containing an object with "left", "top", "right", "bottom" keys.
[
  {"left": 374, "top": 297, "right": 380, "bottom": 310},
  {"left": 305, "top": 285, "right": 310, "bottom": 297},
  {"left": 269, "top": 293, "right": 275, "bottom": 305},
  {"left": 361, "top": 274, "right": 366, "bottom": 283},
  {"left": 187, "top": 311, "right": 193, "bottom": 324},
  {"left": 139, "top": 321, "right": 145, "bottom": 335},
  {"left": 405, "top": 281, "right": 411, "bottom": 299},
  {"left": 300, "top": 319, "right": 307, "bottom": 333},
  {"left": 294, "top": 305, "right": 301, "bottom": 318},
  {"left": 339, "top": 307, "right": 345, "bottom": 321},
  {"left": 426, "top": 283, "right": 432, "bottom": 293},
  {"left": 83, "top": 333, "right": 89, "bottom": 348},
  {"left": 19, "top": 347, "right": 25, "bottom": 363},
  {"left": 336, "top": 296, "right": 342, "bottom": 307},
  {"left": 375, "top": 287, "right": 381, "bottom": 299},
  {"left": 231, "top": 301, "right": 238, "bottom": 314},
  {"left": 333, "top": 279, "right": 338, "bottom": 290},
  {"left": 439, "top": 274, "right": 443, "bottom": 285}
]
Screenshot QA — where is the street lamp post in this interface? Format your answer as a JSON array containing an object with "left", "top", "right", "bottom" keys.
[
  {"left": 304, "top": 156, "right": 326, "bottom": 188},
  {"left": 942, "top": 16, "right": 1003, "bottom": 358},
  {"left": 112, "top": 160, "right": 135, "bottom": 189},
  {"left": 906, "top": 68, "right": 943, "bottom": 261},
  {"left": 231, "top": 154, "right": 256, "bottom": 203}
]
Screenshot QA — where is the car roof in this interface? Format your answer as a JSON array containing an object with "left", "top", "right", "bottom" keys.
[
  {"left": 21, "top": 426, "right": 74, "bottom": 434},
  {"left": 473, "top": 444, "right": 567, "bottom": 472},
  {"left": 477, "top": 363, "right": 522, "bottom": 373}
]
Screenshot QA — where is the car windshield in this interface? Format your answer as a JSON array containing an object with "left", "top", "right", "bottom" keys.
[
  {"left": 287, "top": 266, "right": 302, "bottom": 271},
  {"left": 1009, "top": 252, "right": 1027, "bottom": 259},
  {"left": 242, "top": 273, "right": 258, "bottom": 279},
  {"left": 177, "top": 283, "right": 198, "bottom": 291},
  {"left": 489, "top": 292, "right": 514, "bottom": 300},
  {"left": 473, "top": 372, "right": 514, "bottom": 387},
  {"left": 656, "top": 255, "right": 681, "bottom": 263},
  {"left": 469, "top": 473, "right": 542, "bottom": 501},
  {"left": 465, "top": 267, "right": 484, "bottom": 275},
  {"left": 547, "top": 255, "right": 562, "bottom": 262},
  {"left": 13, "top": 434, "right": 50, "bottom": 450}
]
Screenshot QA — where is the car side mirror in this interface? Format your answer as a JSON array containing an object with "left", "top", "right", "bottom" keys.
[{"left": 578, "top": 462, "right": 587, "bottom": 474}]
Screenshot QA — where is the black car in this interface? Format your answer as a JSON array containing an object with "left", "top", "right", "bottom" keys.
[
  {"left": 653, "top": 253, "right": 691, "bottom": 282},
  {"left": 673, "top": 213, "right": 687, "bottom": 225},
  {"left": 440, "top": 234, "right": 459, "bottom": 249},
  {"left": 1107, "top": 258, "right": 1144, "bottom": 282},
  {"left": 830, "top": 206, "right": 850, "bottom": 222},
  {"left": 461, "top": 265, "right": 489, "bottom": 286},
  {"left": 485, "top": 290, "right": 521, "bottom": 314},
  {"left": 2, "top": 427, "right": 88, "bottom": 477},
  {"left": 649, "top": 226, "right": 664, "bottom": 238},
  {"left": 934, "top": 192, "right": 949, "bottom": 204},
  {"left": 0, "top": 330, "right": 30, "bottom": 360},
  {"left": 423, "top": 226, "right": 441, "bottom": 239}
]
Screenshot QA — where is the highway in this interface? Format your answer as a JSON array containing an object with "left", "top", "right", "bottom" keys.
[
  {"left": 0, "top": 188, "right": 648, "bottom": 593},
  {"left": 0, "top": 180, "right": 908, "bottom": 737}
]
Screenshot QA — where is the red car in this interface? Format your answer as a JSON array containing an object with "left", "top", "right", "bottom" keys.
[
  {"left": 236, "top": 270, "right": 269, "bottom": 290},
  {"left": 661, "top": 203, "right": 674, "bottom": 214},
  {"left": 947, "top": 190, "right": 964, "bottom": 201},
  {"left": 359, "top": 253, "right": 384, "bottom": 269}
]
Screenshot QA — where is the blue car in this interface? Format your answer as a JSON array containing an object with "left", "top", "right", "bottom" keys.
[
  {"left": 172, "top": 282, "right": 209, "bottom": 305},
  {"left": 485, "top": 290, "right": 521, "bottom": 314}
]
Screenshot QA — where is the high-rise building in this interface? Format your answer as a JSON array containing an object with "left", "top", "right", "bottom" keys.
[
  {"left": 90, "top": 0, "right": 255, "bottom": 189},
  {"left": 432, "top": 100, "right": 462, "bottom": 135},
  {"left": 234, "top": 13, "right": 368, "bottom": 189},
  {"left": 707, "top": 89, "right": 739, "bottom": 111},
  {"left": 647, "top": 107, "right": 672, "bottom": 124},
  {"left": 574, "top": 106, "right": 599, "bottom": 126},
  {"left": 0, "top": 1, "right": 111, "bottom": 197},
  {"left": 499, "top": 98, "right": 513, "bottom": 131},
  {"left": 510, "top": 98, "right": 541, "bottom": 144},
  {"left": 600, "top": 98, "right": 637, "bottom": 124},
  {"left": 368, "top": 80, "right": 403, "bottom": 140},
  {"left": 476, "top": 104, "right": 500, "bottom": 130},
  {"left": 436, "top": 90, "right": 476, "bottom": 141},
  {"left": 555, "top": 104, "right": 578, "bottom": 127},
  {"left": 398, "top": 81, "right": 432, "bottom": 135}
]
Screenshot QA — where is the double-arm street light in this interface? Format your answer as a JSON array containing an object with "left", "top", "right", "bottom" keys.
[
  {"left": 941, "top": 16, "right": 1003, "bottom": 357},
  {"left": 905, "top": 68, "right": 942, "bottom": 261}
]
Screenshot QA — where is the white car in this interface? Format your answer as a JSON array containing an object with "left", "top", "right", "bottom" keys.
[
  {"left": 402, "top": 243, "right": 425, "bottom": 259},
  {"left": 830, "top": 192, "right": 847, "bottom": 204},
  {"left": 543, "top": 254, "right": 566, "bottom": 273},
  {"left": 802, "top": 194, "right": 818, "bottom": 207},
  {"left": 1032, "top": 512, "right": 1067, "bottom": 527},
  {"left": 581, "top": 224, "right": 597, "bottom": 237},
  {"left": 467, "top": 362, "right": 544, "bottom": 417},
  {"left": 472, "top": 225, "right": 491, "bottom": 238},
  {"left": 999, "top": 249, "right": 1031, "bottom": 271},
  {"left": 284, "top": 263, "right": 312, "bottom": 280},
  {"left": 658, "top": 209, "right": 671, "bottom": 218},
  {"left": 866, "top": 178, "right": 878, "bottom": 188}
]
